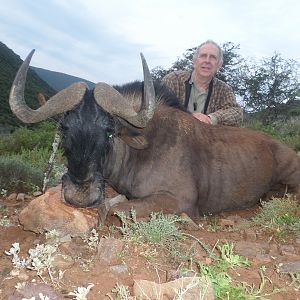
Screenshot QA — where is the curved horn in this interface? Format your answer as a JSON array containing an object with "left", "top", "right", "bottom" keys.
[
  {"left": 9, "top": 50, "right": 88, "bottom": 123},
  {"left": 140, "top": 53, "right": 155, "bottom": 120},
  {"left": 94, "top": 53, "right": 155, "bottom": 128}
]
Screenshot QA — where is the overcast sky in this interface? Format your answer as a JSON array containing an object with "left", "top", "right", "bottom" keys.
[{"left": 1, "top": 0, "right": 299, "bottom": 85}]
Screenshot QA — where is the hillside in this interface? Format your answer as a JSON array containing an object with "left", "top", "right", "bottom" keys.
[
  {"left": 32, "top": 66, "right": 95, "bottom": 91},
  {"left": 0, "top": 42, "right": 56, "bottom": 129}
]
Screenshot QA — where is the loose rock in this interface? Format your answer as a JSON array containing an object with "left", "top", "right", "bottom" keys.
[
  {"left": 16, "top": 193, "right": 25, "bottom": 202},
  {"left": 278, "top": 260, "right": 300, "bottom": 273},
  {"left": 18, "top": 185, "right": 98, "bottom": 236},
  {"left": 97, "top": 237, "right": 125, "bottom": 265},
  {"left": 7, "top": 282, "right": 62, "bottom": 300}
]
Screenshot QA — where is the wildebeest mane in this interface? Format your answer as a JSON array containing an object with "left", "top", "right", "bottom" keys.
[{"left": 113, "top": 80, "right": 186, "bottom": 112}]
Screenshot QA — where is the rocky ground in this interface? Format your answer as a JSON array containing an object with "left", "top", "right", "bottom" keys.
[{"left": 0, "top": 186, "right": 299, "bottom": 299}]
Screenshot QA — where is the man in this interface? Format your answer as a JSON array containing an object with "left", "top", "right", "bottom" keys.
[{"left": 162, "top": 40, "right": 243, "bottom": 126}]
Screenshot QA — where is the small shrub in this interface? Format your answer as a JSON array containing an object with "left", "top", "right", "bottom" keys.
[
  {"left": 115, "top": 210, "right": 191, "bottom": 262},
  {"left": 198, "top": 241, "right": 252, "bottom": 299},
  {"left": 68, "top": 284, "right": 94, "bottom": 300},
  {"left": 28, "top": 243, "right": 57, "bottom": 277},
  {"left": 5, "top": 242, "right": 30, "bottom": 268},
  {"left": 252, "top": 195, "right": 300, "bottom": 237},
  {"left": 198, "top": 263, "right": 246, "bottom": 299},
  {"left": 217, "top": 241, "right": 249, "bottom": 269},
  {"left": 6, "top": 242, "right": 60, "bottom": 285},
  {"left": 116, "top": 210, "right": 184, "bottom": 245},
  {"left": 111, "top": 283, "right": 134, "bottom": 300},
  {"left": 83, "top": 228, "right": 99, "bottom": 250},
  {"left": 0, "top": 216, "right": 10, "bottom": 227},
  {"left": 0, "top": 156, "right": 43, "bottom": 193}
]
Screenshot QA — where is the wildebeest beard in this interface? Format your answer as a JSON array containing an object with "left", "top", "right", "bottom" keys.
[{"left": 60, "top": 90, "right": 115, "bottom": 208}]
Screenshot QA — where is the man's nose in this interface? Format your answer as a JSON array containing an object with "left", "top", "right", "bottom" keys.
[{"left": 204, "top": 55, "right": 210, "bottom": 63}]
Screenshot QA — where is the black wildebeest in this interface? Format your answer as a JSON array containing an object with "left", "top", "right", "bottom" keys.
[{"left": 9, "top": 50, "right": 300, "bottom": 221}]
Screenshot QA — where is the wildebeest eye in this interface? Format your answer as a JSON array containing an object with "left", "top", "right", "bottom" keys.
[
  {"left": 106, "top": 132, "right": 113, "bottom": 139},
  {"left": 60, "top": 124, "right": 69, "bottom": 132}
]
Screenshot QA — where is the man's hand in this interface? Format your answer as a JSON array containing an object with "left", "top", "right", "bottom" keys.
[{"left": 192, "top": 112, "right": 212, "bottom": 124}]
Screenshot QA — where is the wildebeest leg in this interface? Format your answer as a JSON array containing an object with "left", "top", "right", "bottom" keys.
[
  {"left": 274, "top": 148, "right": 300, "bottom": 201},
  {"left": 98, "top": 194, "right": 128, "bottom": 224},
  {"left": 294, "top": 184, "right": 300, "bottom": 202},
  {"left": 266, "top": 183, "right": 296, "bottom": 199},
  {"left": 106, "top": 194, "right": 192, "bottom": 220}
]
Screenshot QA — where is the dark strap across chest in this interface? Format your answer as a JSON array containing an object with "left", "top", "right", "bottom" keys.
[{"left": 184, "top": 77, "right": 213, "bottom": 114}]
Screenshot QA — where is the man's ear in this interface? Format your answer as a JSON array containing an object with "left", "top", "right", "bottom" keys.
[
  {"left": 116, "top": 118, "right": 149, "bottom": 149},
  {"left": 217, "top": 59, "right": 223, "bottom": 71}
]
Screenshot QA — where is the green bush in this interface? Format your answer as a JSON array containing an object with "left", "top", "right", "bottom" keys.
[
  {"left": 0, "top": 156, "right": 43, "bottom": 193},
  {"left": 0, "top": 121, "right": 65, "bottom": 192},
  {"left": 17, "top": 148, "right": 53, "bottom": 170},
  {"left": 244, "top": 118, "right": 300, "bottom": 151},
  {"left": 0, "top": 121, "right": 57, "bottom": 155}
]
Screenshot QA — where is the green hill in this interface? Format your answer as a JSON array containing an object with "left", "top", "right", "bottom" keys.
[
  {"left": 0, "top": 42, "right": 56, "bottom": 130},
  {"left": 32, "top": 66, "right": 95, "bottom": 91}
]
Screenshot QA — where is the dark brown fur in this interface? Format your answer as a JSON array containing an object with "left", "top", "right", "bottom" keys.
[{"left": 103, "top": 104, "right": 300, "bottom": 219}]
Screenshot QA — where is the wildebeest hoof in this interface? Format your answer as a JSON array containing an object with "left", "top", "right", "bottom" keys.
[
  {"left": 108, "top": 194, "right": 128, "bottom": 208},
  {"left": 109, "top": 202, "right": 133, "bottom": 219},
  {"left": 98, "top": 202, "right": 109, "bottom": 225},
  {"left": 97, "top": 195, "right": 128, "bottom": 224}
]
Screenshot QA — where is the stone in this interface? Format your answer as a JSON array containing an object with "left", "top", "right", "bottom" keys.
[
  {"left": 16, "top": 193, "right": 25, "bottom": 201},
  {"left": 278, "top": 261, "right": 300, "bottom": 273},
  {"left": 252, "top": 254, "right": 272, "bottom": 266},
  {"left": 218, "top": 218, "right": 235, "bottom": 228},
  {"left": 7, "top": 193, "right": 17, "bottom": 200},
  {"left": 7, "top": 282, "right": 62, "bottom": 300},
  {"left": 52, "top": 253, "right": 75, "bottom": 270},
  {"left": 33, "top": 191, "right": 43, "bottom": 197},
  {"left": 242, "top": 229, "right": 257, "bottom": 241},
  {"left": 234, "top": 241, "right": 269, "bottom": 258},
  {"left": 18, "top": 185, "right": 98, "bottom": 236},
  {"left": 109, "top": 264, "right": 129, "bottom": 274},
  {"left": 97, "top": 237, "right": 125, "bottom": 265},
  {"left": 279, "top": 244, "right": 296, "bottom": 256}
]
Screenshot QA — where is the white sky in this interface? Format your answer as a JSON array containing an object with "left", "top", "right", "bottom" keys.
[{"left": 1, "top": 0, "right": 299, "bottom": 85}]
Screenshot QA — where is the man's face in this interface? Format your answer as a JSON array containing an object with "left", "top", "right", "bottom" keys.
[{"left": 193, "top": 43, "right": 222, "bottom": 80}]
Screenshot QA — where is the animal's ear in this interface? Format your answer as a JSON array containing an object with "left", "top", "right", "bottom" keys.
[{"left": 116, "top": 118, "right": 149, "bottom": 149}]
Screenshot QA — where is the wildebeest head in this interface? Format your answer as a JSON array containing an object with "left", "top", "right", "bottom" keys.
[
  {"left": 9, "top": 50, "right": 156, "bottom": 207},
  {"left": 60, "top": 90, "right": 114, "bottom": 207}
]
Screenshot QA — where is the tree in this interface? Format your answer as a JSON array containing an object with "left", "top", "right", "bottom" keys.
[
  {"left": 239, "top": 53, "right": 300, "bottom": 123},
  {"left": 151, "top": 66, "right": 171, "bottom": 82},
  {"left": 170, "top": 47, "right": 196, "bottom": 71},
  {"left": 217, "top": 42, "right": 246, "bottom": 94},
  {"left": 151, "top": 47, "right": 196, "bottom": 81}
]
